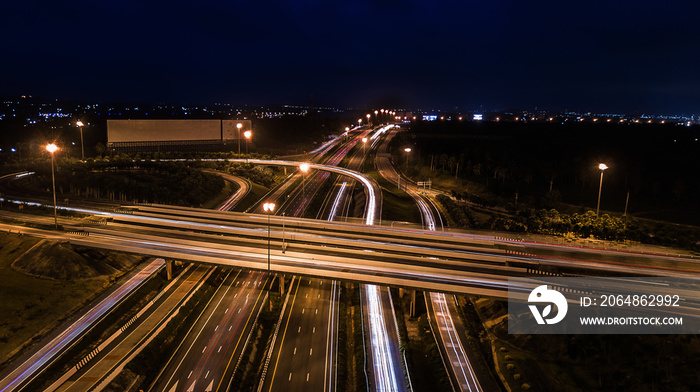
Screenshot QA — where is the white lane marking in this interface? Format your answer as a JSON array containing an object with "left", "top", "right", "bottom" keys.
[
  {"left": 188, "top": 371, "right": 192, "bottom": 379},
  {"left": 205, "top": 370, "right": 209, "bottom": 379},
  {"left": 168, "top": 380, "right": 179, "bottom": 392},
  {"left": 306, "top": 373, "right": 310, "bottom": 381},
  {"left": 229, "top": 326, "right": 232, "bottom": 331},
  {"left": 225, "top": 308, "right": 229, "bottom": 314},
  {"left": 298, "top": 326, "right": 301, "bottom": 333},
  {"left": 289, "top": 373, "right": 292, "bottom": 381},
  {"left": 294, "top": 347, "right": 297, "bottom": 354},
  {"left": 215, "top": 325, "right": 218, "bottom": 331},
  {"left": 310, "top": 348, "right": 313, "bottom": 355},
  {"left": 218, "top": 346, "right": 222, "bottom": 353},
  {"left": 202, "top": 346, "right": 207, "bottom": 353},
  {"left": 312, "top": 327, "right": 315, "bottom": 333}
]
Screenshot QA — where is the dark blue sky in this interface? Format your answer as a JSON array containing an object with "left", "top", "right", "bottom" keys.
[{"left": 2, "top": 0, "right": 699, "bottom": 114}]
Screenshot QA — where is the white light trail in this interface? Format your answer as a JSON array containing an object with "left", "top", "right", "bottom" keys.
[{"left": 366, "top": 285, "right": 399, "bottom": 391}]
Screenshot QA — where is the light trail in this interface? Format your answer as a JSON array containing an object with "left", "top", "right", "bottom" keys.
[
  {"left": 430, "top": 292, "right": 482, "bottom": 392},
  {"left": 366, "top": 285, "right": 400, "bottom": 392},
  {"left": 327, "top": 182, "right": 347, "bottom": 221}
]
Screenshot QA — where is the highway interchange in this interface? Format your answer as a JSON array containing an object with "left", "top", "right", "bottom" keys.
[{"left": 1, "top": 125, "right": 699, "bottom": 392}]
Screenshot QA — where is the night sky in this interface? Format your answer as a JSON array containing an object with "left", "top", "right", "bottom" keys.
[{"left": 2, "top": 0, "right": 699, "bottom": 114}]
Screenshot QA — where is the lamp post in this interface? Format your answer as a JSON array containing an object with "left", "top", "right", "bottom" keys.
[
  {"left": 403, "top": 148, "right": 412, "bottom": 191},
  {"left": 362, "top": 137, "right": 368, "bottom": 155},
  {"left": 263, "top": 202, "right": 275, "bottom": 273},
  {"left": 76, "top": 120, "right": 85, "bottom": 160},
  {"left": 46, "top": 143, "right": 59, "bottom": 229},
  {"left": 366, "top": 113, "right": 371, "bottom": 126},
  {"left": 596, "top": 163, "right": 608, "bottom": 218},
  {"left": 404, "top": 147, "right": 412, "bottom": 171},
  {"left": 299, "top": 163, "right": 309, "bottom": 199},
  {"left": 244, "top": 130, "right": 252, "bottom": 161},
  {"left": 237, "top": 123, "right": 243, "bottom": 155},
  {"left": 281, "top": 212, "right": 286, "bottom": 253}
]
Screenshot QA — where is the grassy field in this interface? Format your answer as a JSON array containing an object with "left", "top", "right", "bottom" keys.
[
  {"left": 361, "top": 157, "right": 422, "bottom": 224},
  {"left": 201, "top": 177, "right": 238, "bottom": 210}
]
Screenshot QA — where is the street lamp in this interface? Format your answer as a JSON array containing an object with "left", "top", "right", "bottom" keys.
[
  {"left": 46, "top": 143, "right": 59, "bottom": 229},
  {"left": 358, "top": 118, "right": 362, "bottom": 126},
  {"left": 404, "top": 147, "right": 412, "bottom": 171},
  {"left": 76, "top": 120, "right": 85, "bottom": 160},
  {"left": 236, "top": 123, "right": 243, "bottom": 155},
  {"left": 244, "top": 130, "right": 252, "bottom": 158},
  {"left": 263, "top": 202, "right": 275, "bottom": 273},
  {"left": 596, "top": 163, "right": 608, "bottom": 218},
  {"left": 362, "top": 137, "right": 368, "bottom": 155},
  {"left": 300, "top": 162, "right": 309, "bottom": 199},
  {"left": 366, "top": 113, "right": 371, "bottom": 126}
]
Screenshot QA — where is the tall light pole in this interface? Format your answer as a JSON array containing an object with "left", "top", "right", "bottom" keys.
[
  {"left": 244, "top": 130, "right": 252, "bottom": 160},
  {"left": 596, "top": 163, "right": 608, "bottom": 218},
  {"left": 237, "top": 123, "right": 243, "bottom": 155},
  {"left": 366, "top": 113, "right": 371, "bottom": 126},
  {"left": 300, "top": 162, "right": 309, "bottom": 200},
  {"left": 263, "top": 202, "right": 275, "bottom": 273},
  {"left": 281, "top": 212, "right": 286, "bottom": 253},
  {"left": 76, "top": 121, "right": 85, "bottom": 160},
  {"left": 46, "top": 144, "right": 59, "bottom": 229},
  {"left": 404, "top": 147, "right": 412, "bottom": 171},
  {"left": 362, "top": 137, "right": 368, "bottom": 156}
]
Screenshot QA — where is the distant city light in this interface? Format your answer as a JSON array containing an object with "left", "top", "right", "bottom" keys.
[{"left": 473, "top": 114, "right": 483, "bottom": 121}]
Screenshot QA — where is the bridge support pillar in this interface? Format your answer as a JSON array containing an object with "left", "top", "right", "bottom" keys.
[
  {"left": 166, "top": 259, "right": 173, "bottom": 280},
  {"left": 278, "top": 274, "right": 285, "bottom": 295},
  {"left": 410, "top": 290, "right": 417, "bottom": 318}
]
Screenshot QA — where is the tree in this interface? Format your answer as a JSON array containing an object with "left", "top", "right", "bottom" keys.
[{"left": 94, "top": 142, "right": 106, "bottom": 158}]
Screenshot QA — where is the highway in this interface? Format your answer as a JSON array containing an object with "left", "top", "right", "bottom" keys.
[
  {"left": 58, "top": 264, "right": 213, "bottom": 392},
  {"left": 375, "top": 126, "right": 492, "bottom": 391},
  {"left": 144, "top": 172, "right": 266, "bottom": 392},
  {"left": 3, "top": 151, "right": 700, "bottom": 392},
  {"left": 150, "top": 270, "right": 268, "bottom": 392},
  {"left": 260, "top": 129, "right": 365, "bottom": 392},
  {"left": 260, "top": 278, "right": 338, "bottom": 392},
  {"left": 362, "top": 284, "right": 406, "bottom": 392}
]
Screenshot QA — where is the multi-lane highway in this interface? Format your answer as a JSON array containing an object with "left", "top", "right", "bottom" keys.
[
  {"left": 2, "top": 130, "right": 700, "bottom": 392},
  {"left": 151, "top": 270, "right": 268, "bottom": 392}
]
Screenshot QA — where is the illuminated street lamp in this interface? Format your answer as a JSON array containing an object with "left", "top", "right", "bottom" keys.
[
  {"left": 404, "top": 147, "right": 412, "bottom": 171},
  {"left": 358, "top": 118, "right": 362, "bottom": 126},
  {"left": 596, "top": 163, "right": 608, "bottom": 218},
  {"left": 362, "top": 137, "right": 368, "bottom": 155},
  {"left": 76, "top": 120, "right": 85, "bottom": 160},
  {"left": 300, "top": 162, "right": 310, "bottom": 199},
  {"left": 237, "top": 123, "right": 243, "bottom": 155},
  {"left": 263, "top": 202, "right": 275, "bottom": 273},
  {"left": 244, "top": 130, "right": 252, "bottom": 158},
  {"left": 46, "top": 143, "right": 59, "bottom": 229},
  {"left": 366, "top": 113, "right": 371, "bottom": 125}
]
